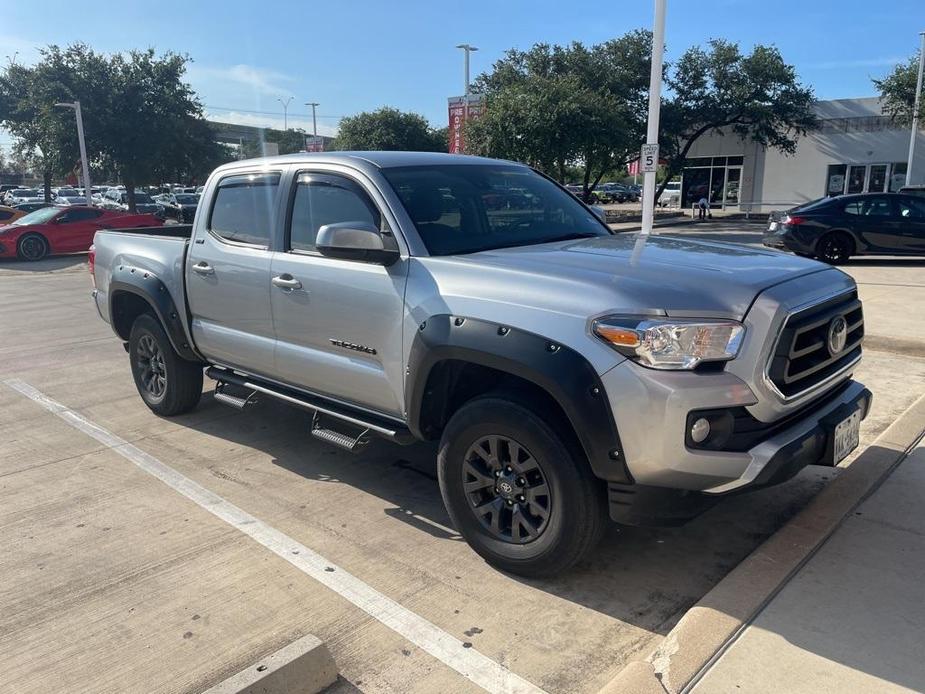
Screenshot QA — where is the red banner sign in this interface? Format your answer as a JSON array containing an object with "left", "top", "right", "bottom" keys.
[{"left": 447, "top": 95, "right": 486, "bottom": 154}]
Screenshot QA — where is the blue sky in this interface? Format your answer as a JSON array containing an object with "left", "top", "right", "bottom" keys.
[{"left": 0, "top": 0, "right": 922, "bottom": 145}]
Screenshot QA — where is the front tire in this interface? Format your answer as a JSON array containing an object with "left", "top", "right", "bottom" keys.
[
  {"left": 816, "top": 232, "right": 853, "bottom": 264},
  {"left": 438, "top": 395, "right": 607, "bottom": 577},
  {"left": 128, "top": 313, "right": 202, "bottom": 416},
  {"left": 17, "top": 233, "right": 49, "bottom": 261}
]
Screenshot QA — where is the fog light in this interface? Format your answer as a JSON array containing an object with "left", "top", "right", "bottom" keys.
[{"left": 690, "top": 417, "right": 711, "bottom": 444}]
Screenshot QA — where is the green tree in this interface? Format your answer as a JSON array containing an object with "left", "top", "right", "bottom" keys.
[
  {"left": 658, "top": 40, "right": 817, "bottom": 200},
  {"left": 466, "top": 32, "right": 652, "bottom": 198},
  {"left": 874, "top": 53, "right": 921, "bottom": 125},
  {"left": 0, "top": 44, "right": 231, "bottom": 210},
  {"left": 331, "top": 107, "right": 445, "bottom": 151}
]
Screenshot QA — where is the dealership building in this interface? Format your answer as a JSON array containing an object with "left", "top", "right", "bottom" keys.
[{"left": 679, "top": 97, "right": 924, "bottom": 213}]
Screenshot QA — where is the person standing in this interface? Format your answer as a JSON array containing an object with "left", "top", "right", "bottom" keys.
[{"left": 697, "top": 195, "right": 709, "bottom": 221}]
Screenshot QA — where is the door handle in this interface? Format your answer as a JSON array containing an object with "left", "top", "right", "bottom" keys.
[
  {"left": 272, "top": 274, "right": 302, "bottom": 290},
  {"left": 192, "top": 262, "right": 214, "bottom": 275}
]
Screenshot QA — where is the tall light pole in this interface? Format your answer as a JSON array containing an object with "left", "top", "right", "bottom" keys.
[
  {"left": 55, "top": 101, "right": 92, "bottom": 206},
  {"left": 277, "top": 96, "right": 293, "bottom": 130},
  {"left": 906, "top": 32, "right": 925, "bottom": 186},
  {"left": 456, "top": 43, "right": 478, "bottom": 95},
  {"left": 640, "top": 0, "right": 667, "bottom": 237},
  {"left": 305, "top": 102, "right": 319, "bottom": 138}
]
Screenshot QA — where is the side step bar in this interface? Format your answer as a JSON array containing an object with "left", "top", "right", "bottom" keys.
[
  {"left": 213, "top": 382, "right": 258, "bottom": 410},
  {"left": 205, "top": 366, "right": 415, "bottom": 446},
  {"left": 311, "top": 412, "right": 370, "bottom": 452}
]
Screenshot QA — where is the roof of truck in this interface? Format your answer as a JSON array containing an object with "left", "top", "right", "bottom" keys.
[{"left": 224, "top": 151, "right": 523, "bottom": 171}]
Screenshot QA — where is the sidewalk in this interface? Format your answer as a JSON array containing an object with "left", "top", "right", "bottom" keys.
[{"left": 692, "top": 435, "right": 925, "bottom": 693}]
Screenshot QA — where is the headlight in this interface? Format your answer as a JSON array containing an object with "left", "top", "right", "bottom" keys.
[{"left": 593, "top": 316, "right": 745, "bottom": 370}]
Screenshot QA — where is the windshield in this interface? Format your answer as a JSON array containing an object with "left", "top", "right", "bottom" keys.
[
  {"left": 382, "top": 164, "right": 610, "bottom": 255},
  {"left": 134, "top": 193, "right": 153, "bottom": 203},
  {"left": 57, "top": 189, "right": 79, "bottom": 196},
  {"left": 13, "top": 206, "right": 60, "bottom": 225},
  {"left": 13, "top": 189, "right": 38, "bottom": 196}
]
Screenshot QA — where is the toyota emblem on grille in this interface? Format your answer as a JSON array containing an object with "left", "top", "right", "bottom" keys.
[{"left": 827, "top": 315, "right": 848, "bottom": 355}]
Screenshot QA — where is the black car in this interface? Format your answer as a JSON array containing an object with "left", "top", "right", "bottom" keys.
[
  {"left": 763, "top": 193, "right": 925, "bottom": 263},
  {"left": 159, "top": 193, "right": 200, "bottom": 222}
]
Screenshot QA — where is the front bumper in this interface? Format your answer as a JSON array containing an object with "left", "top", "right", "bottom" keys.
[{"left": 600, "top": 349, "right": 870, "bottom": 521}]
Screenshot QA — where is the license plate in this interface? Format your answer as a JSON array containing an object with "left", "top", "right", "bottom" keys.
[
  {"left": 833, "top": 409, "right": 861, "bottom": 463},
  {"left": 768, "top": 221, "right": 778, "bottom": 231}
]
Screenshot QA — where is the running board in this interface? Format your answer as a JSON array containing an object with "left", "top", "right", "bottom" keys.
[
  {"left": 205, "top": 366, "right": 415, "bottom": 445},
  {"left": 311, "top": 412, "right": 370, "bottom": 453},
  {"left": 213, "top": 382, "right": 258, "bottom": 410}
]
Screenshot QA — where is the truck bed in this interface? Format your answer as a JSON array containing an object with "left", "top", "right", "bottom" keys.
[{"left": 107, "top": 224, "right": 193, "bottom": 238}]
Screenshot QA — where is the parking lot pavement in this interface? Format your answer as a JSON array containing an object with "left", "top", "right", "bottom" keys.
[{"left": 1, "top": 247, "right": 923, "bottom": 694}]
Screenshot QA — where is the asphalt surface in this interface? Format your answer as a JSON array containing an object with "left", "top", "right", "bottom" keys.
[{"left": 2, "top": 223, "right": 923, "bottom": 693}]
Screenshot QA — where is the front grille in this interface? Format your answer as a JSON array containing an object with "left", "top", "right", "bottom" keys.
[{"left": 767, "top": 291, "right": 863, "bottom": 398}]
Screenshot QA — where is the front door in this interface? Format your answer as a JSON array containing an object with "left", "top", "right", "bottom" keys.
[
  {"left": 841, "top": 195, "right": 900, "bottom": 252},
  {"left": 52, "top": 207, "right": 106, "bottom": 252},
  {"left": 892, "top": 196, "right": 925, "bottom": 254},
  {"left": 269, "top": 171, "right": 407, "bottom": 417},
  {"left": 186, "top": 171, "right": 280, "bottom": 374}
]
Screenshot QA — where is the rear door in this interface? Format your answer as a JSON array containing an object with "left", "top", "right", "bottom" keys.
[
  {"left": 893, "top": 195, "right": 925, "bottom": 254},
  {"left": 269, "top": 170, "right": 408, "bottom": 416},
  {"left": 840, "top": 196, "right": 898, "bottom": 252},
  {"left": 186, "top": 171, "right": 281, "bottom": 375}
]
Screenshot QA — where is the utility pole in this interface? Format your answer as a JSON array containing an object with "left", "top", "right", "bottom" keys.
[
  {"left": 456, "top": 44, "right": 478, "bottom": 94},
  {"left": 640, "top": 0, "right": 667, "bottom": 237},
  {"left": 305, "top": 102, "right": 319, "bottom": 138},
  {"left": 277, "top": 96, "right": 293, "bottom": 130},
  {"left": 55, "top": 101, "right": 92, "bottom": 206},
  {"left": 907, "top": 32, "right": 925, "bottom": 185}
]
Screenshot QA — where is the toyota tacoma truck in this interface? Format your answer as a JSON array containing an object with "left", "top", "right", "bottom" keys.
[{"left": 90, "top": 152, "right": 871, "bottom": 577}]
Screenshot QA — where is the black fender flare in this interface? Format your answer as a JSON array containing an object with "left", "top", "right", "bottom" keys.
[
  {"left": 406, "top": 315, "right": 631, "bottom": 484},
  {"left": 108, "top": 264, "right": 201, "bottom": 362}
]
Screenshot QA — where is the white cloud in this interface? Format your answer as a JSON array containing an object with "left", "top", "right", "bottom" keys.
[
  {"left": 805, "top": 56, "right": 907, "bottom": 70},
  {"left": 186, "top": 63, "right": 296, "bottom": 98}
]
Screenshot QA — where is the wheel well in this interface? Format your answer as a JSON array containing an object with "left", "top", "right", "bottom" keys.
[
  {"left": 417, "top": 359, "right": 581, "bottom": 451},
  {"left": 818, "top": 229, "right": 856, "bottom": 254},
  {"left": 111, "top": 290, "right": 156, "bottom": 341}
]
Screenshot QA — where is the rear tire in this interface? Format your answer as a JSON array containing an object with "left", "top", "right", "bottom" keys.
[
  {"left": 816, "top": 232, "right": 854, "bottom": 264},
  {"left": 17, "top": 233, "right": 49, "bottom": 261},
  {"left": 128, "top": 313, "right": 202, "bottom": 416},
  {"left": 437, "top": 395, "right": 607, "bottom": 577}
]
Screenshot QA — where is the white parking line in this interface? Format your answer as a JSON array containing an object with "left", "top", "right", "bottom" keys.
[{"left": 4, "top": 378, "right": 546, "bottom": 694}]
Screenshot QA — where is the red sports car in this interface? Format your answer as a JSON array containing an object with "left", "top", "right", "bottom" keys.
[{"left": 0, "top": 205, "right": 163, "bottom": 261}]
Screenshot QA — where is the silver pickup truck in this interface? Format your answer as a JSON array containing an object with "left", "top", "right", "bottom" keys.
[{"left": 90, "top": 152, "right": 871, "bottom": 576}]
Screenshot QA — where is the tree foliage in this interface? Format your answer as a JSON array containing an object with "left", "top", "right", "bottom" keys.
[
  {"left": 0, "top": 44, "right": 232, "bottom": 210},
  {"left": 466, "top": 32, "right": 652, "bottom": 198},
  {"left": 658, "top": 40, "right": 817, "bottom": 199},
  {"left": 331, "top": 107, "right": 445, "bottom": 151},
  {"left": 874, "top": 53, "right": 920, "bottom": 125}
]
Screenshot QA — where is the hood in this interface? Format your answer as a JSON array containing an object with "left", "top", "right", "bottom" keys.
[{"left": 419, "top": 234, "right": 830, "bottom": 321}]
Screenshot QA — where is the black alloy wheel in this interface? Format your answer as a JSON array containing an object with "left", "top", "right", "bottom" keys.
[
  {"left": 462, "top": 435, "right": 551, "bottom": 544},
  {"left": 135, "top": 333, "right": 167, "bottom": 401},
  {"left": 817, "top": 232, "right": 853, "bottom": 264},
  {"left": 17, "top": 233, "right": 49, "bottom": 261}
]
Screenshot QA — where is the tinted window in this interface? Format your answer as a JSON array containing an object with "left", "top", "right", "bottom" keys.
[
  {"left": 209, "top": 172, "right": 280, "bottom": 247},
  {"left": 0, "top": 210, "right": 13, "bottom": 221},
  {"left": 897, "top": 197, "right": 925, "bottom": 219},
  {"left": 843, "top": 197, "right": 892, "bottom": 217},
  {"left": 382, "top": 165, "right": 608, "bottom": 256},
  {"left": 60, "top": 208, "right": 103, "bottom": 223},
  {"left": 288, "top": 173, "right": 381, "bottom": 252}
]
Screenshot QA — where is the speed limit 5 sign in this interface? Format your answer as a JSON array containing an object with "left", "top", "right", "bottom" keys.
[{"left": 640, "top": 144, "right": 659, "bottom": 173}]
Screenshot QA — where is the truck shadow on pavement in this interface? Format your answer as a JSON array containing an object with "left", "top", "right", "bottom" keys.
[{"left": 179, "top": 392, "right": 836, "bottom": 637}]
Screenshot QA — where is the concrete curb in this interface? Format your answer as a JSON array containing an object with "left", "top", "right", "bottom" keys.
[
  {"left": 599, "top": 392, "right": 925, "bottom": 694},
  {"left": 201, "top": 634, "right": 337, "bottom": 694}
]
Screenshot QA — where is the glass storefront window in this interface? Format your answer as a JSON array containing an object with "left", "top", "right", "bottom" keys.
[
  {"left": 711, "top": 156, "right": 727, "bottom": 166},
  {"left": 890, "top": 162, "right": 908, "bottom": 192},
  {"left": 826, "top": 164, "right": 847, "bottom": 196},
  {"left": 868, "top": 165, "right": 887, "bottom": 192},
  {"left": 728, "top": 156, "right": 744, "bottom": 165},
  {"left": 846, "top": 165, "right": 866, "bottom": 194}
]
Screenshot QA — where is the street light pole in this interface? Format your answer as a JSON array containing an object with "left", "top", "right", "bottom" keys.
[
  {"left": 906, "top": 32, "right": 925, "bottom": 186},
  {"left": 277, "top": 96, "right": 293, "bottom": 130},
  {"left": 640, "top": 0, "right": 667, "bottom": 237},
  {"left": 305, "top": 102, "right": 319, "bottom": 138},
  {"left": 455, "top": 43, "right": 478, "bottom": 95},
  {"left": 55, "top": 101, "right": 92, "bottom": 206}
]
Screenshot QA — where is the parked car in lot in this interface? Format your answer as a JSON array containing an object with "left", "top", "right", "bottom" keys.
[
  {"left": 899, "top": 184, "right": 925, "bottom": 199},
  {"left": 13, "top": 202, "right": 51, "bottom": 214},
  {"left": 0, "top": 205, "right": 162, "bottom": 261},
  {"left": 763, "top": 192, "right": 925, "bottom": 263},
  {"left": 7, "top": 188, "right": 45, "bottom": 205},
  {"left": 91, "top": 152, "right": 870, "bottom": 576},
  {"left": 658, "top": 181, "right": 681, "bottom": 207},
  {"left": 0, "top": 204, "right": 28, "bottom": 224},
  {"left": 158, "top": 193, "right": 200, "bottom": 223},
  {"left": 101, "top": 189, "right": 165, "bottom": 216}
]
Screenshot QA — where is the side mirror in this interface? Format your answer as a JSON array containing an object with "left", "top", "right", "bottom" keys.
[{"left": 316, "top": 222, "right": 399, "bottom": 265}]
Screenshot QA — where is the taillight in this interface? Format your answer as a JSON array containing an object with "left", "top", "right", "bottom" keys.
[
  {"left": 782, "top": 215, "right": 806, "bottom": 226},
  {"left": 88, "top": 244, "right": 96, "bottom": 287}
]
